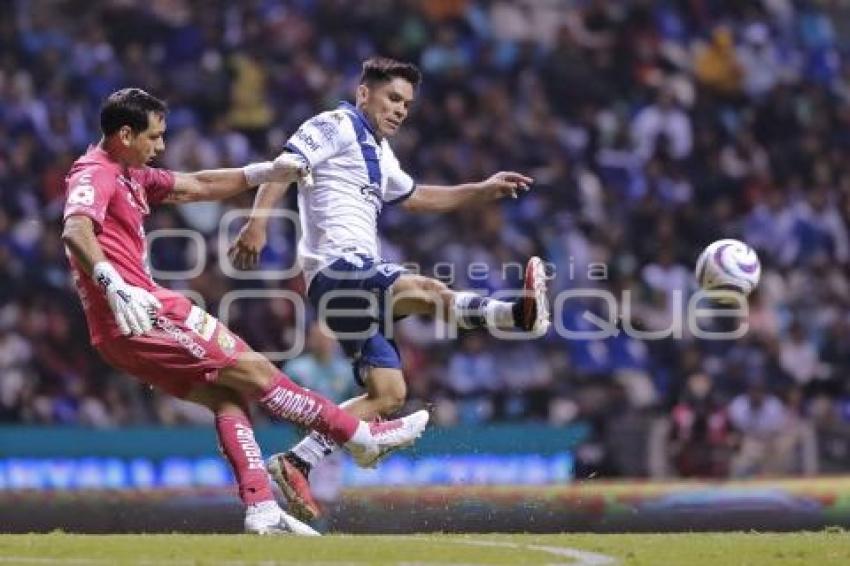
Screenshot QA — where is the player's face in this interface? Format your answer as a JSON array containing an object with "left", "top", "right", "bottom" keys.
[
  {"left": 359, "top": 78, "right": 415, "bottom": 138},
  {"left": 123, "top": 112, "right": 166, "bottom": 167}
]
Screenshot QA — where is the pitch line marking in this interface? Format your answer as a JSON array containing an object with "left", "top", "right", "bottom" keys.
[
  {"left": 397, "top": 536, "right": 618, "bottom": 566},
  {"left": 455, "top": 538, "right": 617, "bottom": 566}
]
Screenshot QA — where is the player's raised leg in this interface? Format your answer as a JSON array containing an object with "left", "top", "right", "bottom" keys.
[
  {"left": 391, "top": 256, "right": 550, "bottom": 335},
  {"left": 270, "top": 258, "right": 549, "bottom": 521}
]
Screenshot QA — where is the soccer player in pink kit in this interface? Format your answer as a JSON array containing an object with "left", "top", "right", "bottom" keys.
[{"left": 61, "top": 88, "right": 429, "bottom": 535}]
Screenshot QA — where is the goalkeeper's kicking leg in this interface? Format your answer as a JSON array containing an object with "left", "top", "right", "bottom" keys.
[
  {"left": 206, "top": 350, "right": 428, "bottom": 533},
  {"left": 185, "top": 384, "right": 321, "bottom": 535},
  {"left": 98, "top": 330, "right": 430, "bottom": 535}
]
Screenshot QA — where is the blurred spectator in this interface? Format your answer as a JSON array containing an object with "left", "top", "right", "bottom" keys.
[
  {"left": 736, "top": 22, "right": 794, "bottom": 99},
  {"left": 284, "top": 323, "right": 358, "bottom": 404},
  {"left": 693, "top": 26, "right": 742, "bottom": 96},
  {"left": 790, "top": 187, "right": 849, "bottom": 265},
  {"left": 630, "top": 88, "right": 693, "bottom": 162},
  {"left": 719, "top": 131, "right": 769, "bottom": 181},
  {"left": 441, "top": 331, "right": 499, "bottom": 423},
  {"left": 728, "top": 378, "right": 814, "bottom": 477},
  {"left": 667, "top": 372, "right": 731, "bottom": 478},
  {"left": 779, "top": 321, "right": 827, "bottom": 388},
  {"left": 0, "top": 308, "right": 32, "bottom": 422},
  {"left": 821, "top": 318, "right": 850, "bottom": 385}
]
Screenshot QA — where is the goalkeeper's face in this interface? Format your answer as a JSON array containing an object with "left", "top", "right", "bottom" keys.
[
  {"left": 358, "top": 78, "right": 415, "bottom": 138},
  {"left": 115, "top": 111, "right": 166, "bottom": 168}
]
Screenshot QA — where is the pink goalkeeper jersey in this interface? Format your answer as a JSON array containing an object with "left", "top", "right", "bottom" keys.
[{"left": 63, "top": 146, "right": 179, "bottom": 344}]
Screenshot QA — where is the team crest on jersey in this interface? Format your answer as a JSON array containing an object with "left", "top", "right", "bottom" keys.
[
  {"left": 376, "top": 263, "right": 404, "bottom": 278},
  {"left": 359, "top": 184, "right": 382, "bottom": 212},
  {"left": 184, "top": 306, "right": 217, "bottom": 341},
  {"left": 217, "top": 328, "right": 236, "bottom": 355}
]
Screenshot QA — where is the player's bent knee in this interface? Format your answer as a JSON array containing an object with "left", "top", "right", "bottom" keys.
[
  {"left": 190, "top": 386, "right": 250, "bottom": 416},
  {"left": 395, "top": 275, "right": 447, "bottom": 298},
  {"left": 217, "top": 351, "right": 278, "bottom": 397},
  {"left": 392, "top": 275, "right": 451, "bottom": 316},
  {"left": 412, "top": 276, "right": 447, "bottom": 298}
]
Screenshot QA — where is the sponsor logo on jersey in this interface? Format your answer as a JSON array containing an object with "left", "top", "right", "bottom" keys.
[
  {"left": 312, "top": 118, "right": 339, "bottom": 142},
  {"left": 184, "top": 306, "right": 217, "bottom": 342},
  {"left": 295, "top": 130, "right": 321, "bottom": 152},
  {"left": 155, "top": 316, "right": 206, "bottom": 359},
  {"left": 359, "top": 184, "right": 383, "bottom": 212}
]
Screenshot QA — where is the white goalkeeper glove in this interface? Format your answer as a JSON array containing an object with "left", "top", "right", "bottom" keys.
[
  {"left": 93, "top": 262, "right": 161, "bottom": 336},
  {"left": 243, "top": 153, "right": 311, "bottom": 186}
]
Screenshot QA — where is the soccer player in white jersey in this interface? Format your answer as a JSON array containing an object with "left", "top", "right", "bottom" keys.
[{"left": 229, "top": 56, "right": 550, "bottom": 522}]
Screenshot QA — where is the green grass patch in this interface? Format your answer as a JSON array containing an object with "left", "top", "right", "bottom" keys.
[{"left": 1, "top": 532, "right": 849, "bottom": 565}]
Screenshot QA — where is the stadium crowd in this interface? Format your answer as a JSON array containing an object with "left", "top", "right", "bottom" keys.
[{"left": 2, "top": 0, "right": 850, "bottom": 477}]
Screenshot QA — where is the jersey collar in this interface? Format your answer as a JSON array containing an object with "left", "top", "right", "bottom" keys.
[{"left": 338, "top": 101, "right": 380, "bottom": 141}]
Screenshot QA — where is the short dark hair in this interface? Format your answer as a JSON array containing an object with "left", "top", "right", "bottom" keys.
[
  {"left": 359, "top": 56, "right": 421, "bottom": 88},
  {"left": 99, "top": 88, "right": 167, "bottom": 136}
]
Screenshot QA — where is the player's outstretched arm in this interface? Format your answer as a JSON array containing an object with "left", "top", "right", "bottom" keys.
[
  {"left": 164, "top": 154, "right": 309, "bottom": 204},
  {"left": 402, "top": 171, "right": 533, "bottom": 214},
  {"left": 62, "top": 215, "right": 161, "bottom": 336},
  {"left": 227, "top": 181, "right": 292, "bottom": 269}
]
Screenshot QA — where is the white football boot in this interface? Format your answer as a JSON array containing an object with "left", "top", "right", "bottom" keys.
[
  {"left": 244, "top": 500, "right": 320, "bottom": 536},
  {"left": 347, "top": 409, "right": 430, "bottom": 469},
  {"left": 519, "top": 256, "right": 551, "bottom": 337}
]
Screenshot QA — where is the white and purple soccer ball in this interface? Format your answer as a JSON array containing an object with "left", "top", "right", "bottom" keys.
[{"left": 695, "top": 239, "right": 761, "bottom": 296}]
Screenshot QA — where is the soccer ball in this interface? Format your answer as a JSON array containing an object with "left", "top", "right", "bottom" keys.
[{"left": 695, "top": 239, "right": 761, "bottom": 297}]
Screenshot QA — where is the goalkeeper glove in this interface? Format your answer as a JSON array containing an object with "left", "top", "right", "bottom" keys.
[{"left": 93, "top": 262, "right": 161, "bottom": 336}]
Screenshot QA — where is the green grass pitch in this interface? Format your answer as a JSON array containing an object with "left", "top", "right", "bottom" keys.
[{"left": 1, "top": 532, "right": 850, "bottom": 565}]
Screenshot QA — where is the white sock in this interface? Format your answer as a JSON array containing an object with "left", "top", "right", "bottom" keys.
[
  {"left": 291, "top": 432, "right": 337, "bottom": 468},
  {"left": 291, "top": 420, "right": 372, "bottom": 469},
  {"left": 485, "top": 300, "right": 515, "bottom": 328},
  {"left": 453, "top": 292, "right": 515, "bottom": 329},
  {"left": 452, "top": 292, "right": 486, "bottom": 329}
]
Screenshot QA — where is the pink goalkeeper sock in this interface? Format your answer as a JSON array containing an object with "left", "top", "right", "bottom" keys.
[
  {"left": 215, "top": 413, "right": 274, "bottom": 505},
  {"left": 258, "top": 373, "right": 359, "bottom": 445}
]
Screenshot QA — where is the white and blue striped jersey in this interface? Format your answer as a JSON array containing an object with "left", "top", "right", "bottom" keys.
[{"left": 285, "top": 102, "right": 416, "bottom": 285}]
